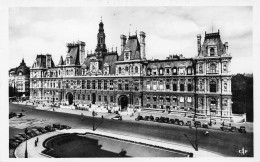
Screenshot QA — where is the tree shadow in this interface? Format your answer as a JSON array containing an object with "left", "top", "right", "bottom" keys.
[{"left": 93, "top": 120, "right": 103, "bottom": 131}]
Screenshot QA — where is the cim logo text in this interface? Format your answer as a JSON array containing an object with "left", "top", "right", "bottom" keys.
[{"left": 239, "top": 147, "right": 248, "bottom": 155}]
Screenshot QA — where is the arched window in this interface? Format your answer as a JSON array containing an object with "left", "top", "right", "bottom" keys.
[
  {"left": 118, "top": 67, "right": 121, "bottom": 74},
  {"left": 209, "top": 80, "right": 217, "bottom": 92},
  {"left": 159, "top": 68, "right": 164, "bottom": 75},
  {"left": 125, "top": 66, "right": 128, "bottom": 72},
  {"left": 209, "top": 64, "right": 216, "bottom": 73},
  {"left": 210, "top": 48, "right": 215, "bottom": 56},
  {"left": 135, "top": 66, "right": 138, "bottom": 73}
]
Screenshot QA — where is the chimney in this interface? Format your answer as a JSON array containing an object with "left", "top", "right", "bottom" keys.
[
  {"left": 120, "top": 35, "right": 127, "bottom": 54},
  {"left": 78, "top": 41, "right": 85, "bottom": 65},
  {"left": 140, "top": 31, "right": 146, "bottom": 60},
  {"left": 225, "top": 42, "right": 229, "bottom": 54},
  {"left": 197, "top": 34, "right": 201, "bottom": 55}
]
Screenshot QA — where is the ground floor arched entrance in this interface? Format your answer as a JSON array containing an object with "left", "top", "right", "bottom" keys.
[
  {"left": 119, "top": 95, "right": 128, "bottom": 110},
  {"left": 66, "top": 92, "right": 73, "bottom": 105}
]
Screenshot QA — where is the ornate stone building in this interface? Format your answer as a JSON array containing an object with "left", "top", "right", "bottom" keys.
[
  {"left": 9, "top": 59, "right": 30, "bottom": 97},
  {"left": 30, "top": 21, "right": 232, "bottom": 118}
]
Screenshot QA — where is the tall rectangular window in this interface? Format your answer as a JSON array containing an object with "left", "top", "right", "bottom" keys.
[
  {"left": 98, "top": 95, "right": 101, "bottom": 101},
  {"left": 104, "top": 96, "right": 107, "bottom": 102},
  {"left": 118, "top": 84, "right": 122, "bottom": 90},
  {"left": 92, "top": 80, "right": 95, "bottom": 89},
  {"left": 110, "top": 96, "right": 113, "bottom": 102},
  {"left": 82, "top": 94, "right": 85, "bottom": 100},
  {"left": 188, "top": 84, "right": 192, "bottom": 91},
  {"left": 87, "top": 95, "right": 90, "bottom": 100},
  {"left": 87, "top": 80, "right": 90, "bottom": 89},
  {"left": 173, "top": 84, "right": 177, "bottom": 91},
  {"left": 98, "top": 80, "right": 101, "bottom": 90},
  {"left": 110, "top": 80, "right": 113, "bottom": 90},
  {"left": 125, "top": 84, "right": 129, "bottom": 90},
  {"left": 78, "top": 94, "right": 80, "bottom": 100},
  {"left": 104, "top": 80, "right": 107, "bottom": 90},
  {"left": 180, "top": 84, "right": 184, "bottom": 91}
]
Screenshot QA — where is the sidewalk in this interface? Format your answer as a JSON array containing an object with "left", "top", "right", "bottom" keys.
[{"left": 15, "top": 129, "right": 223, "bottom": 158}]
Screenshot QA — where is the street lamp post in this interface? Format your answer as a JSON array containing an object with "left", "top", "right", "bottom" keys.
[
  {"left": 92, "top": 110, "right": 95, "bottom": 131},
  {"left": 24, "top": 128, "right": 28, "bottom": 158}
]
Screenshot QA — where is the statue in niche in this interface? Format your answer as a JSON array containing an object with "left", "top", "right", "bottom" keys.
[
  {"left": 224, "top": 82, "right": 227, "bottom": 91},
  {"left": 199, "top": 65, "right": 203, "bottom": 73}
]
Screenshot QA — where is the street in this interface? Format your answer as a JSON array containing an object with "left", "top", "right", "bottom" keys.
[{"left": 9, "top": 103, "right": 253, "bottom": 157}]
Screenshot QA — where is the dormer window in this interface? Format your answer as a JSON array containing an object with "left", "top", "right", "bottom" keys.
[
  {"left": 147, "top": 68, "right": 151, "bottom": 76},
  {"left": 187, "top": 67, "right": 192, "bottom": 75},
  {"left": 159, "top": 68, "right": 164, "bottom": 75},
  {"left": 209, "top": 63, "right": 216, "bottom": 73},
  {"left": 135, "top": 66, "right": 138, "bottom": 73},
  {"left": 172, "top": 67, "right": 177, "bottom": 75},
  {"left": 125, "top": 52, "right": 130, "bottom": 61},
  {"left": 210, "top": 48, "right": 215, "bottom": 56}
]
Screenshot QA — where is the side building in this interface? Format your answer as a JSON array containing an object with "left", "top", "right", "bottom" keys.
[
  {"left": 9, "top": 59, "right": 30, "bottom": 99},
  {"left": 30, "top": 21, "right": 232, "bottom": 119}
]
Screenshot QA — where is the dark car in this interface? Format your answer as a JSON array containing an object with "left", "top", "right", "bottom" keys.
[
  {"left": 53, "top": 124, "right": 62, "bottom": 130},
  {"left": 144, "top": 116, "right": 150, "bottom": 121},
  {"left": 186, "top": 121, "right": 192, "bottom": 126},
  {"left": 31, "top": 129, "right": 42, "bottom": 135},
  {"left": 18, "top": 133, "right": 30, "bottom": 139},
  {"left": 229, "top": 126, "right": 237, "bottom": 132},
  {"left": 16, "top": 113, "right": 25, "bottom": 118},
  {"left": 179, "top": 120, "right": 184, "bottom": 126},
  {"left": 111, "top": 115, "right": 122, "bottom": 120},
  {"left": 45, "top": 125, "right": 55, "bottom": 132},
  {"left": 159, "top": 117, "right": 165, "bottom": 123},
  {"left": 27, "top": 131, "right": 37, "bottom": 137},
  {"left": 174, "top": 119, "right": 180, "bottom": 125},
  {"left": 164, "top": 117, "right": 170, "bottom": 123},
  {"left": 37, "top": 127, "right": 47, "bottom": 133},
  {"left": 135, "top": 115, "right": 143, "bottom": 121},
  {"left": 149, "top": 115, "right": 154, "bottom": 121},
  {"left": 154, "top": 117, "right": 160, "bottom": 122},
  {"left": 202, "top": 123, "right": 209, "bottom": 128},
  {"left": 14, "top": 135, "right": 26, "bottom": 142},
  {"left": 169, "top": 119, "right": 175, "bottom": 124},
  {"left": 61, "top": 125, "right": 71, "bottom": 129},
  {"left": 238, "top": 126, "right": 246, "bottom": 134},
  {"left": 9, "top": 112, "right": 17, "bottom": 119},
  {"left": 194, "top": 121, "right": 201, "bottom": 127},
  {"left": 9, "top": 140, "right": 19, "bottom": 148}
]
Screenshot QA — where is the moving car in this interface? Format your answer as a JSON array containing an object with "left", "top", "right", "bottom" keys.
[
  {"left": 169, "top": 119, "right": 175, "bottom": 124},
  {"left": 158, "top": 117, "right": 165, "bottom": 123},
  {"left": 238, "top": 126, "right": 246, "bottom": 134},
  {"left": 174, "top": 119, "right": 180, "bottom": 125},
  {"left": 31, "top": 129, "right": 42, "bottom": 135},
  {"left": 149, "top": 115, "right": 154, "bottom": 121},
  {"left": 144, "top": 116, "right": 150, "bottom": 121},
  {"left": 61, "top": 125, "right": 71, "bottom": 129},
  {"left": 53, "top": 124, "right": 62, "bottom": 130},
  {"left": 186, "top": 121, "right": 192, "bottom": 126},
  {"left": 164, "top": 117, "right": 170, "bottom": 123},
  {"left": 154, "top": 117, "right": 160, "bottom": 122},
  {"left": 111, "top": 115, "right": 122, "bottom": 120},
  {"left": 37, "top": 127, "right": 47, "bottom": 133},
  {"left": 179, "top": 120, "right": 184, "bottom": 126},
  {"left": 45, "top": 125, "right": 56, "bottom": 132},
  {"left": 202, "top": 122, "right": 209, "bottom": 128}
]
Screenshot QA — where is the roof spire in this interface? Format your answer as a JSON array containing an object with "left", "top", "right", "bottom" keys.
[
  {"left": 129, "top": 24, "right": 131, "bottom": 37},
  {"left": 101, "top": 16, "right": 102, "bottom": 22}
]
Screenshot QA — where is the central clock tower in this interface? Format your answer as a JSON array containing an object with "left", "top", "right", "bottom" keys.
[{"left": 95, "top": 19, "right": 107, "bottom": 58}]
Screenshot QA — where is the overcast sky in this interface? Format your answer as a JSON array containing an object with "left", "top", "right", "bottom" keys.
[{"left": 9, "top": 7, "right": 252, "bottom": 74}]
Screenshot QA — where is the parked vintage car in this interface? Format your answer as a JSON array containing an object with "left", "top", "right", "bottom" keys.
[
  {"left": 174, "top": 119, "right": 180, "bottom": 125},
  {"left": 31, "top": 129, "right": 42, "bottom": 135},
  {"left": 14, "top": 135, "right": 26, "bottom": 142},
  {"left": 169, "top": 119, "right": 175, "bottom": 124},
  {"left": 186, "top": 121, "right": 192, "bottom": 126},
  {"left": 238, "top": 126, "right": 246, "bottom": 134},
  {"left": 135, "top": 115, "right": 143, "bottom": 121},
  {"left": 37, "top": 127, "right": 47, "bottom": 133},
  {"left": 144, "top": 116, "right": 150, "bottom": 121},
  {"left": 45, "top": 125, "right": 56, "bottom": 132},
  {"left": 61, "top": 125, "right": 71, "bottom": 129},
  {"left": 164, "top": 117, "right": 170, "bottom": 123},
  {"left": 9, "top": 112, "right": 17, "bottom": 119},
  {"left": 53, "top": 124, "right": 62, "bottom": 130},
  {"left": 158, "top": 117, "right": 165, "bottom": 123},
  {"left": 16, "top": 113, "right": 25, "bottom": 118},
  {"left": 202, "top": 122, "right": 209, "bottom": 128},
  {"left": 18, "top": 133, "right": 30, "bottom": 139},
  {"left": 194, "top": 121, "right": 202, "bottom": 127},
  {"left": 149, "top": 115, "right": 154, "bottom": 121},
  {"left": 154, "top": 117, "right": 160, "bottom": 122},
  {"left": 229, "top": 126, "right": 237, "bottom": 132},
  {"left": 179, "top": 120, "right": 184, "bottom": 126}
]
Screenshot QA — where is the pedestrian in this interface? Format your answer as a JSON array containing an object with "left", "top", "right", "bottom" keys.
[
  {"left": 35, "top": 140, "right": 37, "bottom": 147},
  {"left": 53, "top": 108, "right": 55, "bottom": 111},
  {"left": 205, "top": 131, "right": 209, "bottom": 136},
  {"left": 102, "top": 115, "right": 104, "bottom": 119},
  {"left": 36, "top": 137, "right": 39, "bottom": 142}
]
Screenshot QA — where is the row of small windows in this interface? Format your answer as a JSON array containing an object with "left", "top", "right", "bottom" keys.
[
  {"left": 147, "top": 67, "right": 192, "bottom": 76},
  {"left": 146, "top": 96, "right": 192, "bottom": 103},
  {"left": 77, "top": 94, "right": 114, "bottom": 102},
  {"left": 118, "top": 66, "right": 138, "bottom": 74}
]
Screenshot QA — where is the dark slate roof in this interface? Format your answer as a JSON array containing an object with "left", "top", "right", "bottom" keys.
[
  {"left": 200, "top": 31, "right": 226, "bottom": 56},
  {"left": 58, "top": 56, "right": 64, "bottom": 65},
  {"left": 147, "top": 60, "right": 193, "bottom": 69},
  {"left": 118, "top": 35, "right": 141, "bottom": 61},
  {"left": 103, "top": 52, "right": 118, "bottom": 74},
  {"left": 9, "top": 59, "right": 30, "bottom": 75},
  {"left": 67, "top": 46, "right": 80, "bottom": 65}
]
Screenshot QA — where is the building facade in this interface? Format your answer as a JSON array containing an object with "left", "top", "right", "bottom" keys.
[
  {"left": 9, "top": 59, "right": 30, "bottom": 97},
  {"left": 30, "top": 21, "right": 232, "bottom": 118}
]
